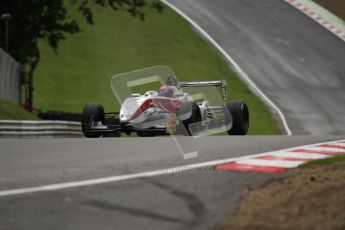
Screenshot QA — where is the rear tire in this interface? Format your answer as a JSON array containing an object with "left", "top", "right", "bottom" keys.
[
  {"left": 81, "top": 103, "right": 105, "bottom": 138},
  {"left": 226, "top": 100, "right": 249, "bottom": 135}
]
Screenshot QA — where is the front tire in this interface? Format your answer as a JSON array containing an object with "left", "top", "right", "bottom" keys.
[
  {"left": 81, "top": 103, "right": 105, "bottom": 138},
  {"left": 226, "top": 100, "right": 249, "bottom": 135}
]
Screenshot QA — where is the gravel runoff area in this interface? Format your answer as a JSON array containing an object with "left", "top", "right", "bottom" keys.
[{"left": 224, "top": 161, "right": 345, "bottom": 230}]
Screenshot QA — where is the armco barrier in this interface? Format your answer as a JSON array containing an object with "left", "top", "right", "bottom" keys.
[
  {"left": 0, "top": 120, "right": 83, "bottom": 138},
  {"left": 0, "top": 49, "right": 21, "bottom": 104}
]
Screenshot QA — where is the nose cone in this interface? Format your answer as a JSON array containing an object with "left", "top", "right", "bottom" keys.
[
  {"left": 119, "top": 110, "right": 128, "bottom": 122},
  {"left": 120, "top": 97, "right": 147, "bottom": 122}
]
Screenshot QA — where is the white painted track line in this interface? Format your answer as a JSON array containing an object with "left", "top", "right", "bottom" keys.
[
  {"left": 160, "top": 0, "right": 292, "bottom": 135},
  {"left": 269, "top": 151, "right": 330, "bottom": 159},
  {"left": 0, "top": 139, "right": 344, "bottom": 198}
]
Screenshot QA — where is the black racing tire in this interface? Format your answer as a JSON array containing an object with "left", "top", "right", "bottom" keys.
[
  {"left": 226, "top": 100, "right": 249, "bottom": 135},
  {"left": 177, "top": 102, "right": 201, "bottom": 136},
  {"left": 81, "top": 103, "right": 105, "bottom": 138}
]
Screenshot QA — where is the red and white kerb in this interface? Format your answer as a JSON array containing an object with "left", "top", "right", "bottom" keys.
[{"left": 216, "top": 141, "right": 345, "bottom": 173}]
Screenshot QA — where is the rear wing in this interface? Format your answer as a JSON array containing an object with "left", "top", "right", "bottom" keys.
[{"left": 179, "top": 80, "right": 227, "bottom": 105}]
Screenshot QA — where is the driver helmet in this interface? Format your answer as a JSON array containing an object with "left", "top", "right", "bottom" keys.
[{"left": 159, "top": 85, "right": 176, "bottom": 97}]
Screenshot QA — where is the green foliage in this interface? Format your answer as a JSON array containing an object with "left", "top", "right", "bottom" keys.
[
  {"left": 0, "top": 0, "right": 162, "bottom": 111},
  {"left": 0, "top": 0, "right": 161, "bottom": 64}
]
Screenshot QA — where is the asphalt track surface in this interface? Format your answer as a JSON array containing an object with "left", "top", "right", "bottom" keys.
[
  {"left": 166, "top": 0, "right": 345, "bottom": 135},
  {"left": 1, "top": 136, "right": 345, "bottom": 230}
]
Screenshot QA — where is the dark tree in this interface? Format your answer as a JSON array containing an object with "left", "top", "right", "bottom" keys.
[{"left": 0, "top": 0, "right": 163, "bottom": 112}]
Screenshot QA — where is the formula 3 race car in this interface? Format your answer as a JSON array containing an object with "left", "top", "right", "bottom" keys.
[{"left": 81, "top": 66, "right": 249, "bottom": 137}]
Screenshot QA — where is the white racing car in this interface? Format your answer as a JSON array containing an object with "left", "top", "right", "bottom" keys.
[{"left": 81, "top": 66, "right": 249, "bottom": 137}]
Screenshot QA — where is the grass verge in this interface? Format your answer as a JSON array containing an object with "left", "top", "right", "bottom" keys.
[
  {"left": 299, "top": 155, "right": 345, "bottom": 168},
  {"left": 0, "top": 99, "right": 39, "bottom": 120},
  {"left": 35, "top": 1, "right": 281, "bottom": 134}
]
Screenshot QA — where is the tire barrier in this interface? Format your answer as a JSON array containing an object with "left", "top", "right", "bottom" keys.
[{"left": 37, "top": 111, "right": 81, "bottom": 122}]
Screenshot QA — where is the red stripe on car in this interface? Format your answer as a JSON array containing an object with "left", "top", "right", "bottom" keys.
[{"left": 129, "top": 98, "right": 182, "bottom": 120}]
